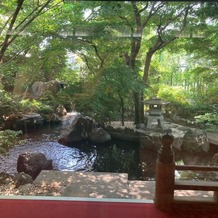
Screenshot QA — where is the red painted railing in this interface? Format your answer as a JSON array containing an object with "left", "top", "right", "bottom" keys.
[{"left": 155, "top": 133, "right": 218, "bottom": 211}]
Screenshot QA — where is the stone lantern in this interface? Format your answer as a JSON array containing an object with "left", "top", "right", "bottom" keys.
[{"left": 144, "top": 97, "right": 169, "bottom": 129}]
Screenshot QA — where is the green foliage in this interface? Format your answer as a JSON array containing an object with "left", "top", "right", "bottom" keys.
[
  {"left": 157, "top": 85, "right": 218, "bottom": 123},
  {"left": 206, "top": 84, "right": 218, "bottom": 104},
  {"left": 182, "top": 103, "right": 213, "bottom": 118},
  {"left": 195, "top": 111, "right": 218, "bottom": 132},
  {"left": 20, "top": 99, "right": 43, "bottom": 113},
  {"left": 39, "top": 90, "right": 56, "bottom": 105},
  {"left": 0, "top": 1, "right": 217, "bottom": 126},
  {"left": 0, "top": 130, "right": 23, "bottom": 154},
  {"left": 157, "top": 85, "right": 190, "bottom": 116},
  {"left": 37, "top": 104, "right": 54, "bottom": 114},
  {"left": 55, "top": 80, "right": 82, "bottom": 108},
  {"left": 20, "top": 99, "right": 54, "bottom": 114},
  {"left": 0, "top": 90, "right": 20, "bottom": 120},
  {"left": 178, "top": 170, "right": 208, "bottom": 181},
  {"left": 75, "top": 62, "right": 144, "bottom": 122},
  {"left": 75, "top": 93, "right": 120, "bottom": 123},
  {"left": 158, "top": 85, "right": 189, "bottom": 105},
  {"left": 195, "top": 112, "right": 218, "bottom": 124}
]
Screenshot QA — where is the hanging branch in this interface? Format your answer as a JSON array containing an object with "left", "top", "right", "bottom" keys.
[
  {"left": 0, "top": 0, "right": 25, "bottom": 62},
  {"left": 0, "top": 0, "right": 63, "bottom": 63},
  {"left": 143, "top": 3, "right": 196, "bottom": 83}
]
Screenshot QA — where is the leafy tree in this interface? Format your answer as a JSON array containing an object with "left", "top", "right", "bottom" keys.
[
  {"left": 75, "top": 60, "right": 143, "bottom": 124},
  {"left": 87, "top": 1, "right": 199, "bottom": 124},
  {"left": 0, "top": 0, "right": 63, "bottom": 63},
  {"left": 0, "top": 0, "right": 63, "bottom": 91},
  {"left": 0, "top": 1, "right": 217, "bottom": 128}
]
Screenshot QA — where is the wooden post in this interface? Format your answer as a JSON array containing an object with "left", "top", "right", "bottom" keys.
[
  {"left": 155, "top": 133, "right": 175, "bottom": 211},
  {"left": 214, "top": 191, "right": 218, "bottom": 204}
]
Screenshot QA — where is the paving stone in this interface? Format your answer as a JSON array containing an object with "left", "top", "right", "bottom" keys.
[
  {"left": 128, "top": 180, "right": 155, "bottom": 200},
  {"left": 62, "top": 172, "right": 129, "bottom": 198},
  {"left": 34, "top": 170, "right": 77, "bottom": 187}
]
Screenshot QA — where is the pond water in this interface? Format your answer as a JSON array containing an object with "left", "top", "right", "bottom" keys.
[
  {"left": 0, "top": 113, "right": 217, "bottom": 181},
  {"left": 0, "top": 114, "right": 142, "bottom": 180}
]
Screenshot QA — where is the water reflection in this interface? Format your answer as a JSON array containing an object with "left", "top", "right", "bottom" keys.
[
  {"left": 0, "top": 141, "right": 96, "bottom": 175},
  {"left": 0, "top": 124, "right": 141, "bottom": 179}
]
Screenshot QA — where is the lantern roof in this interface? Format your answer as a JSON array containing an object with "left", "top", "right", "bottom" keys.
[{"left": 144, "top": 97, "right": 169, "bottom": 105}]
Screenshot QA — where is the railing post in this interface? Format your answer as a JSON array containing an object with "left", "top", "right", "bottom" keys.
[
  {"left": 214, "top": 191, "right": 218, "bottom": 204},
  {"left": 155, "top": 133, "right": 175, "bottom": 211}
]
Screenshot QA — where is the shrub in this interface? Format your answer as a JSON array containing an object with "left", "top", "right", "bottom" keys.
[
  {"left": 20, "top": 99, "right": 54, "bottom": 114},
  {"left": 0, "top": 130, "right": 23, "bottom": 154},
  {"left": 19, "top": 99, "right": 42, "bottom": 113},
  {"left": 158, "top": 85, "right": 190, "bottom": 106},
  {"left": 0, "top": 90, "right": 20, "bottom": 118},
  {"left": 195, "top": 112, "right": 218, "bottom": 132},
  {"left": 157, "top": 85, "right": 191, "bottom": 117},
  {"left": 37, "top": 104, "right": 54, "bottom": 114}
]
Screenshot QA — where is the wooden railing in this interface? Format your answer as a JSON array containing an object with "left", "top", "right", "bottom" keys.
[
  {"left": 174, "top": 165, "right": 218, "bottom": 205},
  {"left": 154, "top": 133, "right": 218, "bottom": 211}
]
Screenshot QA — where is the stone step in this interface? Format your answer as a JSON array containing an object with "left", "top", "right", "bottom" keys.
[
  {"left": 62, "top": 172, "right": 129, "bottom": 198},
  {"left": 34, "top": 171, "right": 156, "bottom": 199},
  {"left": 128, "top": 180, "right": 155, "bottom": 200},
  {"left": 34, "top": 171, "right": 214, "bottom": 200},
  {"left": 34, "top": 170, "right": 130, "bottom": 199}
]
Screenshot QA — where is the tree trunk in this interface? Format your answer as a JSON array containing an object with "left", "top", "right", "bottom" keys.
[
  {"left": 119, "top": 94, "right": 125, "bottom": 126},
  {"left": 133, "top": 92, "right": 140, "bottom": 124},
  {"left": 131, "top": 50, "right": 154, "bottom": 126},
  {"left": 143, "top": 51, "right": 154, "bottom": 83},
  {"left": 133, "top": 91, "right": 144, "bottom": 125}
]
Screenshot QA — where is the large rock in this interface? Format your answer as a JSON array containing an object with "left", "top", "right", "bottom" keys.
[
  {"left": 41, "top": 113, "right": 62, "bottom": 124},
  {"left": 3, "top": 113, "right": 44, "bottom": 130},
  {"left": 139, "top": 129, "right": 183, "bottom": 152},
  {"left": 17, "top": 153, "right": 53, "bottom": 180},
  {"left": 208, "top": 153, "right": 218, "bottom": 181},
  {"left": 211, "top": 153, "right": 218, "bottom": 166},
  {"left": 106, "top": 123, "right": 186, "bottom": 152},
  {"left": 56, "top": 105, "right": 67, "bottom": 117},
  {"left": 89, "top": 127, "right": 111, "bottom": 143},
  {"left": 14, "top": 172, "right": 33, "bottom": 188},
  {"left": 139, "top": 133, "right": 162, "bottom": 151},
  {"left": 58, "top": 114, "right": 90, "bottom": 144},
  {"left": 181, "top": 128, "right": 209, "bottom": 154},
  {"left": 23, "top": 80, "right": 61, "bottom": 99},
  {"left": 105, "top": 125, "right": 142, "bottom": 142},
  {"left": 58, "top": 115, "right": 111, "bottom": 145},
  {"left": 15, "top": 113, "right": 44, "bottom": 130}
]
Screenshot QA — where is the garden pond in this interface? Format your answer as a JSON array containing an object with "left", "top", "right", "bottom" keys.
[
  {"left": 0, "top": 113, "right": 217, "bottom": 181},
  {"left": 0, "top": 121, "right": 143, "bottom": 180}
]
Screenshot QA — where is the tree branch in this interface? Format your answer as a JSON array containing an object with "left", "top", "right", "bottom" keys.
[
  {"left": 0, "top": 0, "right": 63, "bottom": 63},
  {"left": 142, "top": 2, "right": 165, "bottom": 28},
  {"left": 138, "top": 3, "right": 149, "bottom": 14},
  {"left": 0, "top": 0, "right": 25, "bottom": 62},
  {"left": 8, "top": 0, "right": 53, "bottom": 47}
]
